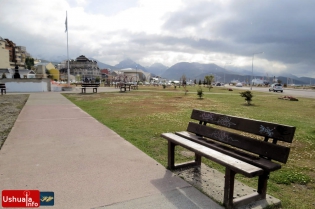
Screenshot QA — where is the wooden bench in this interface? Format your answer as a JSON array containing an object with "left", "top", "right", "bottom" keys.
[
  {"left": 161, "top": 109, "right": 295, "bottom": 209},
  {"left": 120, "top": 83, "right": 132, "bottom": 92},
  {"left": 0, "top": 83, "right": 6, "bottom": 95},
  {"left": 81, "top": 83, "right": 100, "bottom": 93}
]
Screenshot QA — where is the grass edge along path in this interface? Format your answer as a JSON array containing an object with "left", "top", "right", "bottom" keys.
[{"left": 63, "top": 86, "right": 315, "bottom": 209}]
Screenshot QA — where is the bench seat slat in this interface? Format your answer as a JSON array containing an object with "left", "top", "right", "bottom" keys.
[
  {"left": 81, "top": 84, "right": 100, "bottom": 87},
  {"left": 187, "top": 122, "right": 290, "bottom": 163},
  {"left": 176, "top": 131, "right": 281, "bottom": 171},
  {"left": 191, "top": 109, "right": 296, "bottom": 143},
  {"left": 161, "top": 133, "right": 264, "bottom": 177}
]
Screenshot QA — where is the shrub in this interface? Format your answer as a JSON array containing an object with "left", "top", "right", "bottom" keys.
[
  {"left": 240, "top": 90, "right": 253, "bottom": 105},
  {"left": 197, "top": 87, "right": 203, "bottom": 99}
]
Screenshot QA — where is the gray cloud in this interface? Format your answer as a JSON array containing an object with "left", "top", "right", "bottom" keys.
[
  {"left": 1, "top": 0, "right": 314, "bottom": 77},
  {"left": 161, "top": 0, "right": 315, "bottom": 76}
]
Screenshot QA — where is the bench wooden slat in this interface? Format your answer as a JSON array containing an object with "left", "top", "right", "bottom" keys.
[
  {"left": 176, "top": 131, "right": 281, "bottom": 171},
  {"left": 81, "top": 83, "right": 100, "bottom": 87},
  {"left": 187, "top": 122, "right": 291, "bottom": 163},
  {"left": 161, "top": 133, "right": 264, "bottom": 177},
  {"left": 0, "top": 84, "right": 6, "bottom": 95},
  {"left": 80, "top": 83, "right": 99, "bottom": 93},
  {"left": 191, "top": 109, "right": 296, "bottom": 143}
]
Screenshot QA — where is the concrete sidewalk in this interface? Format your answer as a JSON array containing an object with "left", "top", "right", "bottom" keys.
[{"left": 0, "top": 92, "right": 223, "bottom": 209}]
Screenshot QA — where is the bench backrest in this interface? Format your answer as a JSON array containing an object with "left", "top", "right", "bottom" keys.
[
  {"left": 81, "top": 83, "right": 100, "bottom": 87},
  {"left": 188, "top": 109, "right": 296, "bottom": 163},
  {"left": 0, "top": 84, "right": 6, "bottom": 88}
]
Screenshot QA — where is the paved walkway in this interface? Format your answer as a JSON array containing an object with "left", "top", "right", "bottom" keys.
[{"left": 0, "top": 91, "right": 223, "bottom": 209}]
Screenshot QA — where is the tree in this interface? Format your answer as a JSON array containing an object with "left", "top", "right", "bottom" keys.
[
  {"left": 198, "top": 79, "right": 202, "bottom": 85},
  {"left": 181, "top": 74, "right": 187, "bottom": 87},
  {"left": 240, "top": 91, "right": 253, "bottom": 105},
  {"left": 25, "top": 57, "right": 35, "bottom": 70},
  {"left": 205, "top": 75, "right": 214, "bottom": 91},
  {"left": 2, "top": 72, "right": 6, "bottom": 79}
]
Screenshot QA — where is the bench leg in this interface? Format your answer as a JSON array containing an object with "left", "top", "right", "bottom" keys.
[
  {"left": 195, "top": 153, "right": 201, "bottom": 166},
  {"left": 257, "top": 172, "right": 269, "bottom": 198},
  {"left": 224, "top": 170, "right": 269, "bottom": 209},
  {"left": 168, "top": 141, "right": 176, "bottom": 170},
  {"left": 167, "top": 141, "right": 202, "bottom": 170},
  {"left": 93, "top": 88, "right": 97, "bottom": 93},
  {"left": 224, "top": 168, "right": 236, "bottom": 209}
]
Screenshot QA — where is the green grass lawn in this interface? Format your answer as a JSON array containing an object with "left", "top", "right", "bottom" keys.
[{"left": 63, "top": 85, "right": 315, "bottom": 209}]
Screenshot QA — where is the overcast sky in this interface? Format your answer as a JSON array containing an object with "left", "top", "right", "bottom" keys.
[{"left": 1, "top": 0, "right": 314, "bottom": 77}]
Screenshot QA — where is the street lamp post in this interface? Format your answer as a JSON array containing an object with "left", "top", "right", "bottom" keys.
[{"left": 251, "top": 52, "right": 263, "bottom": 90}]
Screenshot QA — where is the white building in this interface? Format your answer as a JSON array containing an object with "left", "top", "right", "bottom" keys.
[
  {"left": 115, "top": 68, "right": 151, "bottom": 82},
  {"left": 251, "top": 78, "right": 269, "bottom": 85}
]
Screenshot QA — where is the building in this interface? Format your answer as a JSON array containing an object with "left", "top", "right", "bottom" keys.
[
  {"left": 100, "top": 69, "right": 110, "bottom": 79},
  {"left": 0, "top": 37, "right": 30, "bottom": 69},
  {"left": 59, "top": 55, "right": 100, "bottom": 81},
  {"left": 0, "top": 68, "right": 13, "bottom": 78},
  {"left": 0, "top": 68, "right": 36, "bottom": 79},
  {"left": 115, "top": 68, "right": 151, "bottom": 82},
  {"left": 0, "top": 37, "right": 10, "bottom": 68},
  {"left": 4, "top": 38, "right": 27, "bottom": 69},
  {"left": 18, "top": 69, "right": 36, "bottom": 78},
  {"left": 34, "top": 62, "right": 56, "bottom": 78},
  {"left": 251, "top": 78, "right": 269, "bottom": 85}
]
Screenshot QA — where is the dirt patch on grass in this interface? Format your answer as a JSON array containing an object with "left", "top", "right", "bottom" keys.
[
  {"left": 66, "top": 91, "right": 216, "bottom": 119},
  {"left": 0, "top": 94, "right": 29, "bottom": 149}
]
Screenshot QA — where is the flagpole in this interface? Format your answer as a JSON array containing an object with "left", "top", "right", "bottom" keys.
[{"left": 66, "top": 11, "right": 70, "bottom": 85}]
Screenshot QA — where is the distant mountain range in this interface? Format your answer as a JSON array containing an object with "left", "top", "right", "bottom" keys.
[
  {"left": 45, "top": 57, "right": 313, "bottom": 85},
  {"left": 146, "top": 63, "right": 168, "bottom": 76}
]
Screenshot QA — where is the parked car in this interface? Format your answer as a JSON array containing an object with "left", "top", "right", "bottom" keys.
[
  {"left": 236, "top": 83, "right": 243, "bottom": 87},
  {"left": 269, "top": 83, "right": 283, "bottom": 92}
]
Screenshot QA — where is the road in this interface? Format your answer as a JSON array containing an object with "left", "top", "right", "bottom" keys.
[{"left": 226, "top": 85, "right": 315, "bottom": 99}]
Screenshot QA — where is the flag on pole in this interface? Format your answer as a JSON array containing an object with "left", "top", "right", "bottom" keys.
[{"left": 65, "top": 14, "right": 67, "bottom": 33}]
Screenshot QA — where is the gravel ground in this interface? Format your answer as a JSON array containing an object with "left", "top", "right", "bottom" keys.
[{"left": 0, "top": 94, "right": 29, "bottom": 149}]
